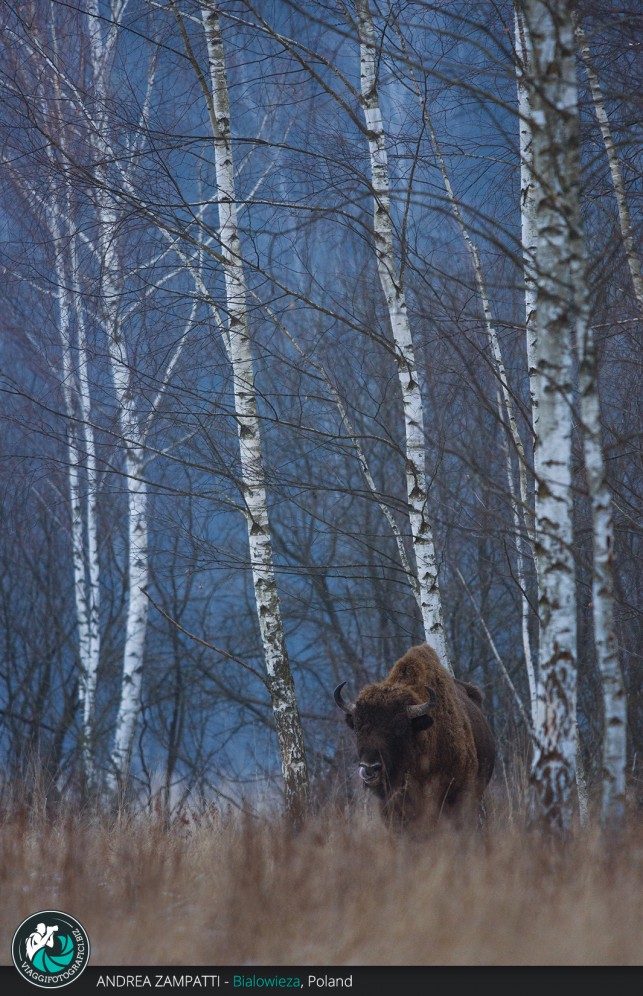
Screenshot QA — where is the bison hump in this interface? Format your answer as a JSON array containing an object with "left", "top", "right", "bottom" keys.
[{"left": 455, "top": 679, "right": 484, "bottom": 707}]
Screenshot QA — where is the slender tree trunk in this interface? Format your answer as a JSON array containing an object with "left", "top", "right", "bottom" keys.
[
  {"left": 515, "top": 8, "right": 540, "bottom": 428},
  {"left": 201, "top": 2, "right": 309, "bottom": 825},
  {"left": 356, "top": 0, "right": 449, "bottom": 670},
  {"left": 514, "top": 7, "right": 541, "bottom": 731},
  {"left": 562, "top": 39, "right": 626, "bottom": 824},
  {"left": 46, "top": 187, "right": 101, "bottom": 787},
  {"left": 36, "top": 14, "right": 103, "bottom": 788},
  {"left": 109, "top": 446, "right": 149, "bottom": 783},
  {"left": 572, "top": 250, "right": 626, "bottom": 829},
  {"left": 575, "top": 19, "right": 633, "bottom": 829},
  {"left": 84, "top": 4, "right": 151, "bottom": 790},
  {"left": 70, "top": 247, "right": 101, "bottom": 784},
  {"left": 519, "top": 0, "right": 581, "bottom": 833}
]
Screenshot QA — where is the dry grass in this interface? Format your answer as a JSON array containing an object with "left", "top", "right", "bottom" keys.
[{"left": 1, "top": 795, "right": 642, "bottom": 967}]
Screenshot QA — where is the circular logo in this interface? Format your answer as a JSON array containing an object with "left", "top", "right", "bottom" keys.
[{"left": 11, "top": 911, "right": 90, "bottom": 988}]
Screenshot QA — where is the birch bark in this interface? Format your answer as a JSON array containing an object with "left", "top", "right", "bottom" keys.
[
  {"left": 356, "top": 0, "right": 449, "bottom": 670},
  {"left": 518, "top": 0, "right": 581, "bottom": 832},
  {"left": 515, "top": 8, "right": 540, "bottom": 429},
  {"left": 200, "top": 2, "right": 310, "bottom": 824},
  {"left": 47, "top": 199, "right": 101, "bottom": 785},
  {"left": 571, "top": 210, "right": 626, "bottom": 830},
  {"left": 575, "top": 23, "right": 635, "bottom": 829},
  {"left": 84, "top": 2, "right": 150, "bottom": 789},
  {"left": 35, "top": 15, "right": 102, "bottom": 787},
  {"left": 514, "top": 7, "right": 541, "bottom": 730}
]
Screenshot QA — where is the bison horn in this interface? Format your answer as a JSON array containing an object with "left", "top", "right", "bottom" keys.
[
  {"left": 334, "top": 681, "right": 356, "bottom": 714},
  {"left": 406, "top": 685, "right": 437, "bottom": 719}
]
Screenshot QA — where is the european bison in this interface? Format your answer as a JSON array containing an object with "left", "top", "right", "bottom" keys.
[{"left": 334, "top": 642, "right": 495, "bottom": 832}]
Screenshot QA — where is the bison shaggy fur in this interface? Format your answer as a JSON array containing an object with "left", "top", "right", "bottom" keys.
[{"left": 335, "top": 643, "right": 496, "bottom": 831}]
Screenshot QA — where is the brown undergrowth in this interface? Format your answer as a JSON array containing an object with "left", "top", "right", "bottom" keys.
[{"left": 1, "top": 796, "right": 641, "bottom": 966}]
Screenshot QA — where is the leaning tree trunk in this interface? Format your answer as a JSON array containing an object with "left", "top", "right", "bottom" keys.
[
  {"left": 201, "top": 2, "right": 310, "bottom": 826},
  {"left": 518, "top": 0, "right": 581, "bottom": 834},
  {"left": 356, "top": 0, "right": 449, "bottom": 671}
]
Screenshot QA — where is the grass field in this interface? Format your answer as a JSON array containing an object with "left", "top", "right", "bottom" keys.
[{"left": 2, "top": 789, "right": 641, "bottom": 967}]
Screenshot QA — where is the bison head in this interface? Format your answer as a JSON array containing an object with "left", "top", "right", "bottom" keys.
[{"left": 334, "top": 682, "right": 436, "bottom": 795}]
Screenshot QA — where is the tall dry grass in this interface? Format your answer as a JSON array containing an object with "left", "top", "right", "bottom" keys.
[{"left": 1, "top": 789, "right": 641, "bottom": 967}]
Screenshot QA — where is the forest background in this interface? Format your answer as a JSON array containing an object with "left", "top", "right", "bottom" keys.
[{"left": 0, "top": 0, "right": 641, "bottom": 847}]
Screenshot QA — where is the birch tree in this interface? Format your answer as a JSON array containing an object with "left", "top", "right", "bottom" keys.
[
  {"left": 574, "top": 22, "right": 628, "bottom": 831},
  {"left": 516, "top": 3, "right": 587, "bottom": 819},
  {"left": 355, "top": 0, "right": 449, "bottom": 671},
  {"left": 3, "top": 0, "right": 199, "bottom": 792},
  {"left": 15, "top": 0, "right": 153, "bottom": 788},
  {"left": 517, "top": 0, "right": 582, "bottom": 833},
  {"left": 575, "top": 282, "right": 627, "bottom": 830},
  {"left": 77, "top": 3, "right": 151, "bottom": 789},
  {"left": 1, "top": 9, "right": 103, "bottom": 786},
  {"left": 516, "top": 1, "right": 628, "bottom": 830},
  {"left": 191, "top": 1, "right": 310, "bottom": 824},
  {"left": 46, "top": 194, "right": 102, "bottom": 787},
  {"left": 209, "top": 1, "right": 455, "bottom": 675}
]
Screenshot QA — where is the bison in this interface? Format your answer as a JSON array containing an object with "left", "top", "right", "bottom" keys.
[{"left": 334, "top": 642, "right": 496, "bottom": 832}]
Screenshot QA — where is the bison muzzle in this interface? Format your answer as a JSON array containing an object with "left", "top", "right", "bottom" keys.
[{"left": 335, "top": 642, "right": 496, "bottom": 832}]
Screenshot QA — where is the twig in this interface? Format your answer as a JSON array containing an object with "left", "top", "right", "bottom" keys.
[{"left": 143, "top": 588, "right": 268, "bottom": 688}]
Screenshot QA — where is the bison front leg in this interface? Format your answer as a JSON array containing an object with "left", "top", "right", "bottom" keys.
[{"left": 439, "top": 778, "right": 485, "bottom": 832}]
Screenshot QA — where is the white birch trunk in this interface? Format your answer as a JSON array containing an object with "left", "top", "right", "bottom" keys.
[
  {"left": 202, "top": 3, "right": 310, "bottom": 824},
  {"left": 516, "top": 5, "right": 580, "bottom": 786},
  {"left": 572, "top": 245, "right": 626, "bottom": 829},
  {"left": 519, "top": 0, "right": 580, "bottom": 833},
  {"left": 515, "top": 7, "right": 544, "bottom": 732},
  {"left": 34, "top": 12, "right": 104, "bottom": 785},
  {"left": 356, "top": 0, "right": 449, "bottom": 671},
  {"left": 99, "top": 196, "right": 150, "bottom": 787},
  {"left": 70, "top": 252, "right": 102, "bottom": 768},
  {"left": 575, "top": 27, "right": 636, "bottom": 825},
  {"left": 45, "top": 183, "right": 101, "bottom": 785},
  {"left": 56, "top": 273, "right": 95, "bottom": 776},
  {"left": 84, "top": 3, "right": 151, "bottom": 789},
  {"left": 515, "top": 8, "right": 540, "bottom": 431},
  {"left": 110, "top": 447, "right": 149, "bottom": 782},
  {"left": 500, "top": 427, "right": 538, "bottom": 728}
]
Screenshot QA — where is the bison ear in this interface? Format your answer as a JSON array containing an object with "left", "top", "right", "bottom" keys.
[
  {"left": 411, "top": 714, "right": 433, "bottom": 732},
  {"left": 344, "top": 713, "right": 355, "bottom": 730}
]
